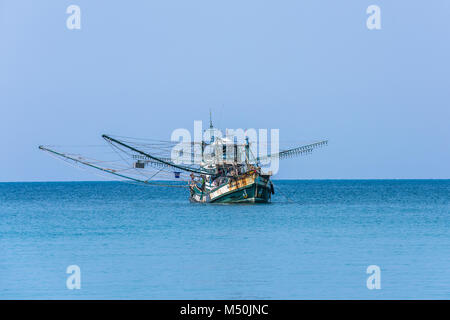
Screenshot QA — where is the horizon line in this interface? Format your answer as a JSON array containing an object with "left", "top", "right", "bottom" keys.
[{"left": 1, "top": 178, "right": 449, "bottom": 183}]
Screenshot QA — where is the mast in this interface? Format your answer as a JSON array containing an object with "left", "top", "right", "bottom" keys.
[
  {"left": 245, "top": 136, "right": 250, "bottom": 166},
  {"left": 234, "top": 138, "right": 238, "bottom": 163},
  {"left": 208, "top": 109, "right": 215, "bottom": 144},
  {"left": 209, "top": 109, "right": 213, "bottom": 129}
]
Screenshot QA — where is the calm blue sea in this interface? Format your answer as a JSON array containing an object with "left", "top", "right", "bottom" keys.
[{"left": 0, "top": 180, "right": 448, "bottom": 299}]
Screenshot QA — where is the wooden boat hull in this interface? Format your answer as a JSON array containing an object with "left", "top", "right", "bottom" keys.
[{"left": 189, "top": 172, "right": 272, "bottom": 204}]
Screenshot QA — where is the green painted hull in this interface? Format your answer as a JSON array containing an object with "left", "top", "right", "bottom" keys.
[
  {"left": 210, "top": 183, "right": 271, "bottom": 203},
  {"left": 189, "top": 173, "right": 273, "bottom": 204}
]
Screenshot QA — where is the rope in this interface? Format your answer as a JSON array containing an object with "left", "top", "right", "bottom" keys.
[{"left": 272, "top": 181, "right": 302, "bottom": 204}]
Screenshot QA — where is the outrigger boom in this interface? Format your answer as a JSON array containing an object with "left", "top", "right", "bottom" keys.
[
  {"left": 38, "top": 145, "right": 188, "bottom": 188},
  {"left": 102, "top": 134, "right": 208, "bottom": 175}
]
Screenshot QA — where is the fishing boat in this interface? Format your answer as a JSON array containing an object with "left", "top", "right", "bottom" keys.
[
  {"left": 39, "top": 116, "right": 327, "bottom": 204},
  {"left": 187, "top": 138, "right": 274, "bottom": 203}
]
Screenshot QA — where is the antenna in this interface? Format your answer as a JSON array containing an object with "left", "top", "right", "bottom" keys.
[{"left": 209, "top": 109, "right": 213, "bottom": 129}]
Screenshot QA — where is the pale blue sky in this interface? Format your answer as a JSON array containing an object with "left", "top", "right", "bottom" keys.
[{"left": 1, "top": 0, "right": 449, "bottom": 181}]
